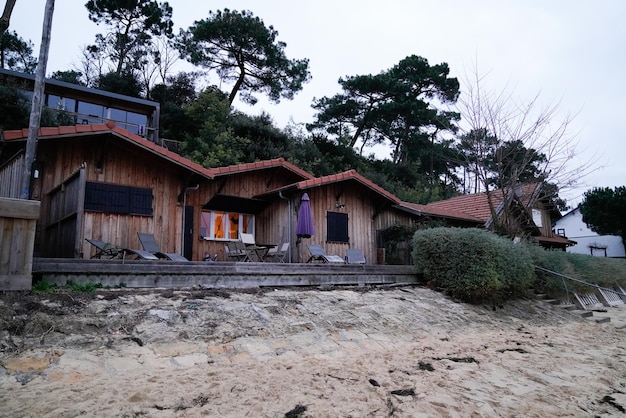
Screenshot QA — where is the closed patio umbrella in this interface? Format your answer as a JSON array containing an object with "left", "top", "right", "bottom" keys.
[{"left": 295, "top": 193, "right": 314, "bottom": 261}]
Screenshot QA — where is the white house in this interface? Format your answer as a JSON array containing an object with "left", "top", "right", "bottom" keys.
[{"left": 553, "top": 206, "right": 625, "bottom": 257}]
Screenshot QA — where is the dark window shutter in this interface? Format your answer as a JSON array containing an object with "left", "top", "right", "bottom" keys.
[
  {"left": 327, "top": 212, "right": 349, "bottom": 242},
  {"left": 129, "top": 187, "right": 153, "bottom": 215},
  {"left": 85, "top": 182, "right": 152, "bottom": 215}
]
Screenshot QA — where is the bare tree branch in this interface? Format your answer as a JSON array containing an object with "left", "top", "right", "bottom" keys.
[
  {"left": 0, "top": 0, "right": 17, "bottom": 34},
  {"left": 454, "top": 63, "right": 602, "bottom": 235}
]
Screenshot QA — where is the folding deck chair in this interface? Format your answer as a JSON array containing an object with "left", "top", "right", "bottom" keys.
[
  {"left": 266, "top": 242, "right": 289, "bottom": 263},
  {"left": 225, "top": 241, "right": 253, "bottom": 262},
  {"left": 137, "top": 232, "right": 188, "bottom": 261},
  {"left": 306, "top": 244, "right": 345, "bottom": 263}
]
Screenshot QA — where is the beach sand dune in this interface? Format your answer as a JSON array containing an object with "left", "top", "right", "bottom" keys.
[{"left": 1, "top": 286, "right": 625, "bottom": 417}]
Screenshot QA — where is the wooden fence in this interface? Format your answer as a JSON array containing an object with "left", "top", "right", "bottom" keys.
[{"left": 0, "top": 197, "right": 40, "bottom": 290}]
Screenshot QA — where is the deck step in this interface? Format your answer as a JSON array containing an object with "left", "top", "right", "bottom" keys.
[
  {"left": 580, "top": 311, "right": 594, "bottom": 318},
  {"left": 595, "top": 317, "right": 611, "bottom": 324}
]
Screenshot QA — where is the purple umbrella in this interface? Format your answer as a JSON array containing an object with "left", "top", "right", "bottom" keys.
[{"left": 295, "top": 193, "right": 314, "bottom": 238}]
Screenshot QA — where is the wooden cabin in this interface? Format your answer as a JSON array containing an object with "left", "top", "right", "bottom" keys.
[
  {"left": 0, "top": 123, "right": 212, "bottom": 259},
  {"left": 1, "top": 123, "right": 410, "bottom": 262},
  {"left": 0, "top": 68, "right": 431, "bottom": 265},
  {"left": 187, "top": 159, "right": 314, "bottom": 262},
  {"left": 256, "top": 170, "right": 402, "bottom": 264}
]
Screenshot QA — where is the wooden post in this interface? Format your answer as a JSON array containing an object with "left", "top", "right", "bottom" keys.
[
  {"left": 20, "top": 0, "right": 55, "bottom": 199},
  {"left": 0, "top": 197, "right": 40, "bottom": 290}
]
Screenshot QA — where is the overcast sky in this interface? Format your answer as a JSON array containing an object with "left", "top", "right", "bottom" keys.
[{"left": 9, "top": 1, "right": 626, "bottom": 206}]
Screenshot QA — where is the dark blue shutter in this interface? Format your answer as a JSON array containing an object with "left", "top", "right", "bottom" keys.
[
  {"left": 327, "top": 212, "right": 349, "bottom": 242},
  {"left": 85, "top": 182, "right": 152, "bottom": 215}
]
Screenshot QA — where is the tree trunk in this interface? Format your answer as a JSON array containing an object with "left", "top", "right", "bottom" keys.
[
  {"left": 0, "top": 0, "right": 17, "bottom": 34},
  {"left": 229, "top": 60, "right": 246, "bottom": 105},
  {"left": 20, "top": 0, "right": 54, "bottom": 199}
]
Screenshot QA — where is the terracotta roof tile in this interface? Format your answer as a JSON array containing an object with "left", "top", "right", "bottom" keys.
[
  {"left": 206, "top": 158, "right": 314, "bottom": 180},
  {"left": 423, "top": 183, "right": 542, "bottom": 224},
  {"left": 1, "top": 129, "right": 28, "bottom": 140},
  {"left": 58, "top": 125, "right": 77, "bottom": 135},
  {"left": 1, "top": 123, "right": 320, "bottom": 184},
  {"left": 398, "top": 201, "right": 484, "bottom": 223},
  {"left": 2, "top": 123, "right": 214, "bottom": 179},
  {"left": 295, "top": 169, "right": 400, "bottom": 203},
  {"left": 534, "top": 235, "right": 575, "bottom": 246},
  {"left": 39, "top": 126, "right": 59, "bottom": 136}
]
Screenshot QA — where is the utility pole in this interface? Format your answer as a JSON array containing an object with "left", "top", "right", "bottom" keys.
[{"left": 20, "top": 0, "right": 55, "bottom": 199}]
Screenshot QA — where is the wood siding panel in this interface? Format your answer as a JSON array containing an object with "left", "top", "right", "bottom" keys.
[
  {"left": 38, "top": 137, "right": 186, "bottom": 258},
  {"left": 0, "top": 152, "right": 25, "bottom": 198},
  {"left": 192, "top": 170, "right": 301, "bottom": 262},
  {"left": 0, "top": 198, "right": 40, "bottom": 290}
]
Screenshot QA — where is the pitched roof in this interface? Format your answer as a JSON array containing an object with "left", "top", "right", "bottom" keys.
[
  {"left": 1, "top": 123, "right": 314, "bottom": 183},
  {"left": 258, "top": 169, "right": 401, "bottom": 204},
  {"left": 2, "top": 122, "right": 213, "bottom": 180},
  {"left": 423, "top": 183, "right": 542, "bottom": 224},
  {"left": 206, "top": 158, "right": 314, "bottom": 180},
  {"left": 534, "top": 235, "right": 576, "bottom": 246},
  {"left": 396, "top": 201, "right": 484, "bottom": 223}
]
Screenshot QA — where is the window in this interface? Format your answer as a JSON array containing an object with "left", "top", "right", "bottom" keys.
[
  {"left": 84, "top": 182, "right": 153, "bottom": 215},
  {"left": 200, "top": 210, "right": 254, "bottom": 241},
  {"left": 327, "top": 211, "right": 349, "bottom": 243},
  {"left": 532, "top": 209, "right": 543, "bottom": 227},
  {"left": 78, "top": 101, "right": 104, "bottom": 119},
  {"left": 126, "top": 111, "right": 148, "bottom": 136}
]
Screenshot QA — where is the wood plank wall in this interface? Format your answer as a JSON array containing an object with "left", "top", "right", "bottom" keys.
[
  {"left": 33, "top": 135, "right": 420, "bottom": 263},
  {"left": 38, "top": 138, "right": 184, "bottom": 258},
  {"left": 0, "top": 197, "right": 40, "bottom": 290},
  {"left": 0, "top": 152, "right": 24, "bottom": 199},
  {"left": 190, "top": 169, "right": 302, "bottom": 261}
]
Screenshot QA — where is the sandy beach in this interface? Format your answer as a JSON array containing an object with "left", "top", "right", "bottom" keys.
[{"left": 1, "top": 286, "right": 625, "bottom": 417}]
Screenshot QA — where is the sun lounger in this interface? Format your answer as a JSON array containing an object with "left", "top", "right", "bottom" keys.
[
  {"left": 345, "top": 248, "right": 366, "bottom": 264},
  {"left": 137, "top": 232, "right": 188, "bottom": 261},
  {"left": 306, "top": 244, "right": 345, "bottom": 263},
  {"left": 85, "top": 238, "right": 122, "bottom": 259}
]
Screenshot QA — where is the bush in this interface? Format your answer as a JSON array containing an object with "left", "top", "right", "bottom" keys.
[
  {"left": 32, "top": 279, "right": 57, "bottom": 294},
  {"left": 413, "top": 228, "right": 535, "bottom": 304},
  {"left": 528, "top": 245, "right": 626, "bottom": 297}
]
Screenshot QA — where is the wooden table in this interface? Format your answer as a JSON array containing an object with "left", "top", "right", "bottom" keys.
[{"left": 253, "top": 243, "right": 277, "bottom": 262}]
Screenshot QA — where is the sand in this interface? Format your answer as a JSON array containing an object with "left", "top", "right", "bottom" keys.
[{"left": 1, "top": 286, "right": 625, "bottom": 417}]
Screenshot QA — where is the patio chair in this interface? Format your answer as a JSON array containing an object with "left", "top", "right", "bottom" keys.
[
  {"left": 306, "top": 244, "right": 345, "bottom": 263},
  {"left": 85, "top": 238, "right": 122, "bottom": 259},
  {"left": 345, "top": 248, "right": 367, "bottom": 264},
  {"left": 266, "top": 242, "right": 289, "bottom": 263},
  {"left": 137, "top": 232, "right": 188, "bottom": 261},
  {"left": 239, "top": 232, "right": 256, "bottom": 246},
  {"left": 225, "top": 241, "right": 252, "bottom": 262}
]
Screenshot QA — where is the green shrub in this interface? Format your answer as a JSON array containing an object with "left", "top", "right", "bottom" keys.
[
  {"left": 528, "top": 244, "right": 626, "bottom": 297},
  {"left": 32, "top": 279, "right": 57, "bottom": 294},
  {"left": 65, "top": 281, "right": 103, "bottom": 293},
  {"left": 412, "top": 227, "right": 535, "bottom": 304}
]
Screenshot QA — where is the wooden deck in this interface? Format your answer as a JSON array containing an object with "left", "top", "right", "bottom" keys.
[{"left": 33, "top": 258, "right": 420, "bottom": 289}]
